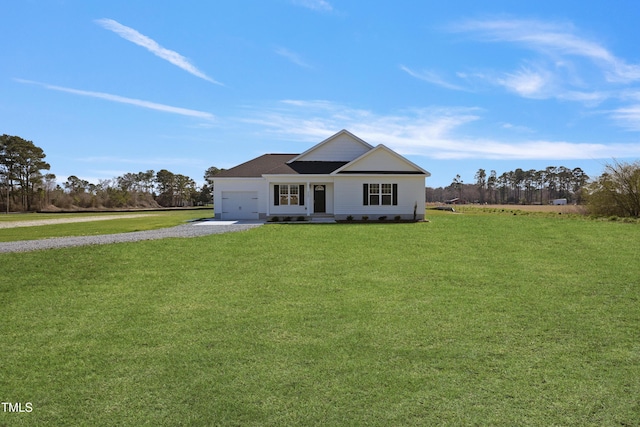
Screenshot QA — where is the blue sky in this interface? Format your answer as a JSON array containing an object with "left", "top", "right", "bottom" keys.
[{"left": 3, "top": 0, "right": 640, "bottom": 188}]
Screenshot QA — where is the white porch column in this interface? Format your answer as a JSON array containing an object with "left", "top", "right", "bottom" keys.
[
  {"left": 307, "top": 181, "right": 311, "bottom": 216},
  {"left": 265, "top": 179, "right": 270, "bottom": 217}
]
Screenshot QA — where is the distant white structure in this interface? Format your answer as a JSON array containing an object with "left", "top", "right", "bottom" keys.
[{"left": 552, "top": 198, "right": 567, "bottom": 205}]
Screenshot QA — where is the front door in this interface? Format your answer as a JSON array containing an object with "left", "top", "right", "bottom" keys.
[{"left": 314, "top": 185, "right": 326, "bottom": 213}]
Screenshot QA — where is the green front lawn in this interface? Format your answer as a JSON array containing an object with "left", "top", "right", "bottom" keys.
[
  {"left": 0, "top": 209, "right": 212, "bottom": 242},
  {"left": 1, "top": 211, "right": 639, "bottom": 425}
]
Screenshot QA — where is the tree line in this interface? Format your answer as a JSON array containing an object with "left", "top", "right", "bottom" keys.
[
  {"left": 427, "top": 166, "right": 590, "bottom": 205},
  {"left": 1, "top": 134, "right": 222, "bottom": 212},
  {"left": 3, "top": 134, "right": 639, "bottom": 217}
]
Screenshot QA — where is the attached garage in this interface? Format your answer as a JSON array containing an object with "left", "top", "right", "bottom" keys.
[{"left": 221, "top": 191, "right": 259, "bottom": 220}]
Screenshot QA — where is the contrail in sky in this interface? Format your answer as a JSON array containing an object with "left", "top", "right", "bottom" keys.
[
  {"left": 95, "top": 18, "right": 222, "bottom": 85},
  {"left": 15, "top": 79, "right": 216, "bottom": 120}
]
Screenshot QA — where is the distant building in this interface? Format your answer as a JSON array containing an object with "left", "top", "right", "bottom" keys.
[{"left": 552, "top": 198, "right": 567, "bottom": 205}]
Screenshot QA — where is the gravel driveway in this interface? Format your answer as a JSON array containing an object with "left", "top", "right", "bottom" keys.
[
  {"left": 0, "top": 214, "right": 157, "bottom": 229},
  {"left": 0, "top": 221, "right": 263, "bottom": 253}
]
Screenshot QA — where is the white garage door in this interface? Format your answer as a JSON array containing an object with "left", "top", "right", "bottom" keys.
[{"left": 221, "top": 191, "right": 259, "bottom": 220}]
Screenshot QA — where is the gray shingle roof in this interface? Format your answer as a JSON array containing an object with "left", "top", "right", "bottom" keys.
[
  {"left": 214, "top": 154, "right": 297, "bottom": 178},
  {"left": 214, "top": 154, "right": 348, "bottom": 178}
]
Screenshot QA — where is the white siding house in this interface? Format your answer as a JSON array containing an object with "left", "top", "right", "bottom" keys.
[{"left": 210, "top": 130, "right": 430, "bottom": 221}]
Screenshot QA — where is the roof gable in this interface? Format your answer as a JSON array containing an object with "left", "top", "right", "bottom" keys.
[
  {"left": 212, "top": 131, "right": 430, "bottom": 178},
  {"left": 333, "top": 145, "right": 431, "bottom": 176},
  {"left": 288, "top": 129, "right": 373, "bottom": 162}
]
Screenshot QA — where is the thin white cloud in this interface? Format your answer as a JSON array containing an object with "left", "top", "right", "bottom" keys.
[
  {"left": 621, "top": 89, "right": 640, "bottom": 102},
  {"left": 501, "top": 123, "right": 534, "bottom": 133},
  {"left": 406, "top": 20, "right": 630, "bottom": 100},
  {"left": 497, "top": 66, "right": 552, "bottom": 98},
  {"left": 16, "top": 79, "right": 215, "bottom": 120},
  {"left": 446, "top": 17, "right": 640, "bottom": 130},
  {"left": 291, "top": 0, "right": 333, "bottom": 12},
  {"left": 95, "top": 18, "right": 222, "bottom": 85},
  {"left": 239, "top": 99, "right": 640, "bottom": 160},
  {"left": 558, "top": 90, "right": 610, "bottom": 104},
  {"left": 78, "top": 155, "right": 205, "bottom": 167},
  {"left": 609, "top": 105, "right": 640, "bottom": 131},
  {"left": 400, "top": 65, "right": 465, "bottom": 91},
  {"left": 55, "top": 156, "right": 207, "bottom": 186},
  {"left": 275, "top": 47, "right": 312, "bottom": 68},
  {"left": 451, "top": 18, "right": 640, "bottom": 83}
]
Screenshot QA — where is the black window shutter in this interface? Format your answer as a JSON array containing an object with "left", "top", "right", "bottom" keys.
[
  {"left": 274, "top": 185, "right": 279, "bottom": 206},
  {"left": 299, "top": 185, "right": 305, "bottom": 206},
  {"left": 392, "top": 184, "right": 398, "bottom": 205},
  {"left": 363, "top": 183, "right": 369, "bottom": 205}
]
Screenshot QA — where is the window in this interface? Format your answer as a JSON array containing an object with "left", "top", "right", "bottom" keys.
[
  {"left": 363, "top": 183, "right": 398, "bottom": 206},
  {"left": 369, "top": 184, "right": 379, "bottom": 205},
  {"left": 381, "top": 184, "right": 392, "bottom": 205},
  {"left": 274, "top": 184, "right": 305, "bottom": 206}
]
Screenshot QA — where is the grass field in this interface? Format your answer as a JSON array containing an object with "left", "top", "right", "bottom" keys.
[
  {"left": 1, "top": 210, "right": 639, "bottom": 425},
  {"left": 449, "top": 203, "right": 586, "bottom": 214}
]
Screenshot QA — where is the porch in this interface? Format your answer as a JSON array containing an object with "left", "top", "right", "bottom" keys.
[
  {"left": 266, "top": 213, "right": 336, "bottom": 223},
  {"left": 267, "top": 181, "right": 334, "bottom": 218},
  {"left": 309, "top": 213, "right": 336, "bottom": 223}
]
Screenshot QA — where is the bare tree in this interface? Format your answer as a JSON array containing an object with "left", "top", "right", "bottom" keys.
[
  {"left": 587, "top": 160, "right": 640, "bottom": 217},
  {"left": 451, "top": 174, "right": 463, "bottom": 201},
  {"left": 475, "top": 168, "right": 487, "bottom": 203}
]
